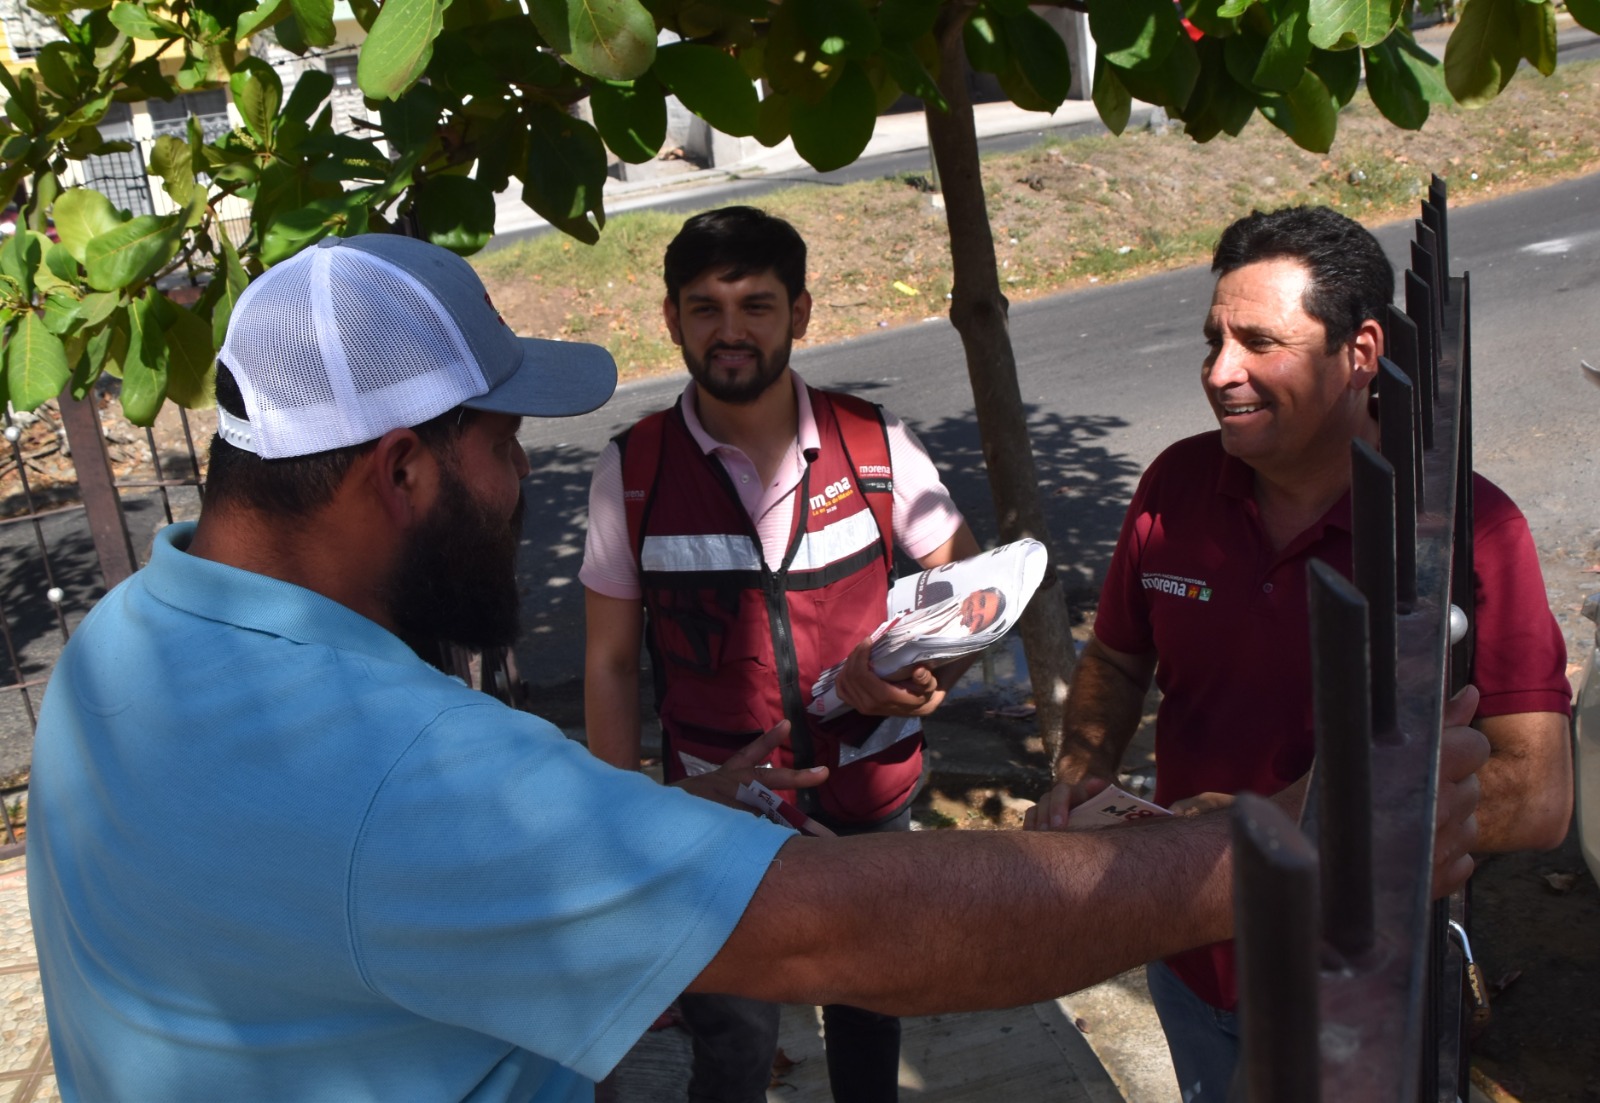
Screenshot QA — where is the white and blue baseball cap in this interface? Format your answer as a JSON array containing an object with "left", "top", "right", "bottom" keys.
[{"left": 216, "top": 234, "right": 617, "bottom": 459}]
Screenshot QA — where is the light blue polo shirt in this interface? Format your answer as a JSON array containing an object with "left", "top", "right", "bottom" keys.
[{"left": 28, "top": 523, "right": 791, "bottom": 1103}]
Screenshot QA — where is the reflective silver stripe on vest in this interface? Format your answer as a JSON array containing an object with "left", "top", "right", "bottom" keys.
[
  {"left": 639, "top": 510, "right": 880, "bottom": 574},
  {"left": 641, "top": 533, "right": 763, "bottom": 573}
]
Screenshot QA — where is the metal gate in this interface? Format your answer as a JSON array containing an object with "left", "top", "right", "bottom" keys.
[
  {"left": 1233, "top": 178, "right": 1482, "bottom": 1101},
  {"left": 0, "top": 388, "right": 209, "bottom": 859}
]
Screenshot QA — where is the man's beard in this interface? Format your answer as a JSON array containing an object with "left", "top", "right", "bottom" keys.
[
  {"left": 683, "top": 333, "right": 793, "bottom": 405},
  {"left": 388, "top": 459, "right": 524, "bottom": 651}
]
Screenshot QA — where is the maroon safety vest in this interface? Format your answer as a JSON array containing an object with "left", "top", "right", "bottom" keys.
[{"left": 618, "top": 387, "right": 924, "bottom": 827}]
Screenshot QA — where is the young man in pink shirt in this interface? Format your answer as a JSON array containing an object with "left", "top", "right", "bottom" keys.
[{"left": 581, "top": 206, "right": 978, "bottom": 1103}]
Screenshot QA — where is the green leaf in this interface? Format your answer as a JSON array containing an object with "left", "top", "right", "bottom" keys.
[
  {"left": 1218, "top": 0, "right": 1256, "bottom": 15},
  {"left": 42, "top": 289, "right": 85, "bottom": 336},
  {"left": 413, "top": 174, "right": 496, "bottom": 254},
  {"left": 1254, "top": 0, "right": 1312, "bottom": 91},
  {"left": 80, "top": 291, "right": 121, "bottom": 329},
  {"left": 1567, "top": 0, "right": 1600, "bottom": 34},
  {"left": 359, "top": 0, "right": 453, "bottom": 99},
  {"left": 1090, "top": 0, "right": 1182, "bottom": 70},
  {"left": 108, "top": 1, "right": 182, "bottom": 38},
  {"left": 290, "top": 0, "right": 336, "bottom": 45},
  {"left": 203, "top": 235, "right": 249, "bottom": 350},
  {"left": 753, "top": 90, "right": 792, "bottom": 147},
  {"left": 879, "top": 40, "right": 945, "bottom": 110},
  {"left": 1111, "top": 34, "right": 1201, "bottom": 109},
  {"left": 118, "top": 58, "right": 176, "bottom": 101},
  {"left": 521, "top": 104, "right": 607, "bottom": 244},
  {"left": 1444, "top": 0, "right": 1521, "bottom": 105},
  {"left": 45, "top": 243, "right": 79, "bottom": 285},
  {"left": 149, "top": 134, "right": 199, "bottom": 206},
  {"left": 1307, "top": 0, "right": 1403, "bottom": 49},
  {"left": 591, "top": 78, "right": 667, "bottom": 163},
  {"left": 284, "top": 65, "right": 333, "bottom": 126},
  {"left": 259, "top": 192, "right": 372, "bottom": 265},
  {"left": 527, "top": 0, "right": 656, "bottom": 80},
  {"left": 83, "top": 212, "right": 186, "bottom": 292},
  {"left": 0, "top": 225, "right": 41, "bottom": 300},
  {"left": 1182, "top": 37, "right": 1256, "bottom": 140},
  {"left": 1309, "top": 44, "right": 1362, "bottom": 105},
  {"left": 1517, "top": 0, "right": 1556, "bottom": 77},
  {"left": 795, "top": 0, "right": 881, "bottom": 61},
  {"left": 963, "top": 10, "right": 1007, "bottom": 74},
  {"left": 652, "top": 43, "right": 760, "bottom": 137},
  {"left": 87, "top": 307, "right": 130, "bottom": 385},
  {"left": 996, "top": 9, "right": 1071, "bottom": 112},
  {"left": 275, "top": 11, "right": 311, "bottom": 53},
  {"left": 378, "top": 80, "right": 444, "bottom": 153},
  {"left": 468, "top": 108, "right": 529, "bottom": 193},
  {"left": 765, "top": 0, "right": 840, "bottom": 101},
  {"left": 6, "top": 314, "right": 71, "bottom": 411},
  {"left": 308, "top": 134, "right": 394, "bottom": 182},
  {"left": 875, "top": 0, "right": 939, "bottom": 43},
  {"left": 53, "top": 187, "right": 125, "bottom": 266},
  {"left": 231, "top": 57, "right": 283, "bottom": 144},
  {"left": 120, "top": 293, "right": 168, "bottom": 426},
  {"left": 789, "top": 59, "right": 876, "bottom": 172},
  {"left": 1092, "top": 54, "right": 1133, "bottom": 134},
  {"left": 237, "top": 0, "right": 291, "bottom": 38},
  {"left": 1364, "top": 32, "right": 1448, "bottom": 127},
  {"left": 1256, "top": 64, "right": 1337, "bottom": 150},
  {"left": 149, "top": 294, "right": 214, "bottom": 408},
  {"left": 36, "top": 43, "right": 84, "bottom": 99}
]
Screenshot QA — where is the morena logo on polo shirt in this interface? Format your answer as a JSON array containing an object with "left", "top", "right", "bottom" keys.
[{"left": 1141, "top": 572, "right": 1213, "bottom": 602}]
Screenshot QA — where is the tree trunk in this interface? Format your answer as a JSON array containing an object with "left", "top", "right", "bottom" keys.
[{"left": 924, "top": 17, "right": 1076, "bottom": 757}]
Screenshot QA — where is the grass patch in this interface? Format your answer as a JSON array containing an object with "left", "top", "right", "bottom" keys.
[{"left": 474, "top": 58, "right": 1600, "bottom": 382}]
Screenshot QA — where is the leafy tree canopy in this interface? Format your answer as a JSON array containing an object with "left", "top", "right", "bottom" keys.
[{"left": 0, "top": 0, "right": 1592, "bottom": 422}]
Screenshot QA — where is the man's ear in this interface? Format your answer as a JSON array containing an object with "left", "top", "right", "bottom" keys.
[
  {"left": 663, "top": 294, "right": 684, "bottom": 347},
  {"left": 366, "top": 428, "right": 434, "bottom": 528},
  {"left": 791, "top": 289, "right": 813, "bottom": 341},
  {"left": 1348, "top": 316, "right": 1384, "bottom": 389}
]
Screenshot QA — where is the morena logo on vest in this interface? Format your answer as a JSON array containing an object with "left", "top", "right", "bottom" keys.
[{"left": 809, "top": 475, "right": 856, "bottom": 515}]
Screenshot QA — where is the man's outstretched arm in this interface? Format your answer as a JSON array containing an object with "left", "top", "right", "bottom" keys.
[
  {"left": 696, "top": 705, "right": 1489, "bottom": 1015},
  {"left": 1025, "top": 636, "right": 1157, "bottom": 831}
]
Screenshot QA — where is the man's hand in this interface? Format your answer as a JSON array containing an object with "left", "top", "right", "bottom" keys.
[
  {"left": 833, "top": 638, "right": 948, "bottom": 718},
  {"left": 1022, "top": 776, "right": 1113, "bottom": 832},
  {"left": 672, "top": 722, "right": 829, "bottom": 810},
  {"left": 1434, "top": 684, "right": 1490, "bottom": 900},
  {"left": 1170, "top": 792, "right": 1236, "bottom": 817}
]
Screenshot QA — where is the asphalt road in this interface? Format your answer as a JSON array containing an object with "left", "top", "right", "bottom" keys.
[{"left": 511, "top": 170, "right": 1600, "bottom": 693}]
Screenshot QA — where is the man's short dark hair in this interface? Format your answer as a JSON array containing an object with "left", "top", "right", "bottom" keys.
[
  {"left": 663, "top": 206, "right": 806, "bottom": 306},
  {"left": 205, "top": 363, "right": 474, "bottom": 517},
  {"left": 1211, "top": 206, "right": 1394, "bottom": 353}
]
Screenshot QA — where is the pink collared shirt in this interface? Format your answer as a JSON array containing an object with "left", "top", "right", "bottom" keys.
[{"left": 580, "top": 372, "right": 965, "bottom": 600}]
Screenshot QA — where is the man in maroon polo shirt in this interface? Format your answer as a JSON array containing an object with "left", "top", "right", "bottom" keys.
[{"left": 1024, "top": 206, "right": 1573, "bottom": 1102}]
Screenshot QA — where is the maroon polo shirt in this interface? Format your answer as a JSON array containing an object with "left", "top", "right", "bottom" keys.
[{"left": 1094, "top": 431, "right": 1570, "bottom": 1010}]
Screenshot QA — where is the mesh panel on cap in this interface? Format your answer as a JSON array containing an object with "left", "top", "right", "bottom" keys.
[
  {"left": 329, "top": 250, "right": 470, "bottom": 394},
  {"left": 229, "top": 267, "right": 339, "bottom": 412}
]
